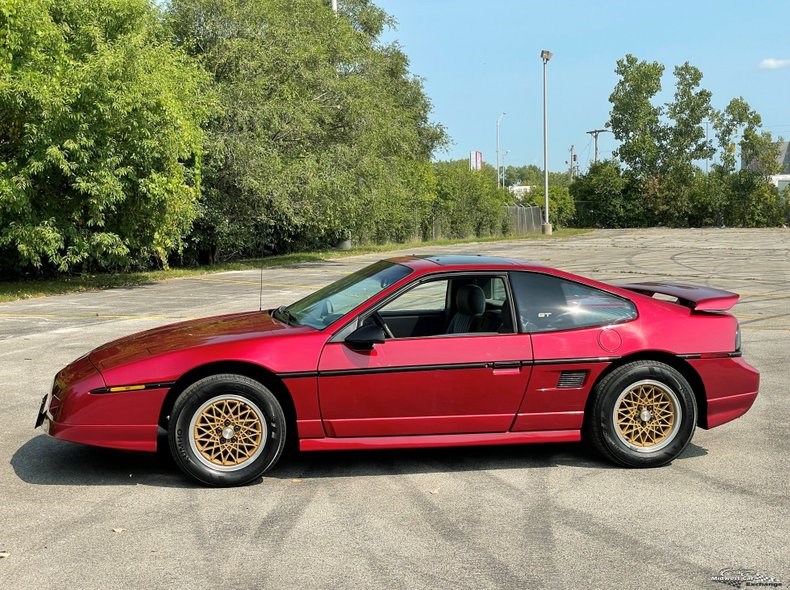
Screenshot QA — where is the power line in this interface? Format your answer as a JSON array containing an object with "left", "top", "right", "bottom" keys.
[{"left": 581, "top": 137, "right": 593, "bottom": 169}]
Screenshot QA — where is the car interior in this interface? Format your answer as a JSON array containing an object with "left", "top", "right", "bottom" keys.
[{"left": 370, "top": 275, "right": 515, "bottom": 339}]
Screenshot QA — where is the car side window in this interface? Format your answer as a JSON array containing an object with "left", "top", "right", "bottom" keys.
[
  {"left": 510, "top": 271, "right": 637, "bottom": 333},
  {"left": 482, "top": 276, "right": 507, "bottom": 306},
  {"left": 373, "top": 275, "right": 515, "bottom": 337},
  {"left": 379, "top": 279, "right": 448, "bottom": 312}
]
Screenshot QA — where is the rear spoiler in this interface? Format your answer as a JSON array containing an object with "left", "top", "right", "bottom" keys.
[{"left": 618, "top": 282, "right": 739, "bottom": 312}]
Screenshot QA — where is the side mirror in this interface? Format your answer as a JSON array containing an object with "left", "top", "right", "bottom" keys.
[{"left": 345, "top": 323, "right": 386, "bottom": 350}]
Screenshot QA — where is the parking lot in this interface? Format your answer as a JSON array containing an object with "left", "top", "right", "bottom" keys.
[{"left": 1, "top": 227, "right": 788, "bottom": 589}]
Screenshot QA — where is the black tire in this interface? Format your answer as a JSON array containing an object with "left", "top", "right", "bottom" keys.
[
  {"left": 168, "top": 374, "right": 287, "bottom": 487},
  {"left": 587, "top": 360, "right": 697, "bottom": 468}
]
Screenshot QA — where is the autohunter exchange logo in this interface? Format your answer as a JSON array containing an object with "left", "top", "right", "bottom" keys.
[{"left": 711, "top": 567, "right": 783, "bottom": 588}]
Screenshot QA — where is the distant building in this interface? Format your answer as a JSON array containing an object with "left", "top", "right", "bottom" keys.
[
  {"left": 743, "top": 141, "right": 790, "bottom": 192},
  {"left": 509, "top": 185, "right": 534, "bottom": 201},
  {"left": 772, "top": 142, "right": 790, "bottom": 193}
]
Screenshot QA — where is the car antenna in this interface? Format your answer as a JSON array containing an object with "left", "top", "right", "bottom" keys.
[{"left": 259, "top": 251, "right": 264, "bottom": 312}]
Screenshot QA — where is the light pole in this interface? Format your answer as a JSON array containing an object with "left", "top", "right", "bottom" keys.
[
  {"left": 540, "top": 49, "right": 552, "bottom": 235},
  {"left": 496, "top": 112, "right": 506, "bottom": 188}
]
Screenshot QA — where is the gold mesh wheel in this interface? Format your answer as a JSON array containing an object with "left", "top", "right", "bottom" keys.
[
  {"left": 613, "top": 379, "right": 681, "bottom": 453},
  {"left": 188, "top": 394, "right": 267, "bottom": 472}
]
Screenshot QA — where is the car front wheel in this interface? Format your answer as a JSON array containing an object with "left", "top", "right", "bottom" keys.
[
  {"left": 587, "top": 360, "right": 697, "bottom": 467},
  {"left": 168, "top": 374, "right": 287, "bottom": 487}
]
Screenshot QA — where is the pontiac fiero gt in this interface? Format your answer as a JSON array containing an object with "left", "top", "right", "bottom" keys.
[{"left": 36, "top": 255, "right": 759, "bottom": 486}]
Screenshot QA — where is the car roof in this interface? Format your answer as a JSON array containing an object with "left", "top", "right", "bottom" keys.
[{"left": 386, "top": 254, "right": 548, "bottom": 272}]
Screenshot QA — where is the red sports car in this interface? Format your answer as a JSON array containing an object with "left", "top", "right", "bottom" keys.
[{"left": 35, "top": 255, "right": 759, "bottom": 486}]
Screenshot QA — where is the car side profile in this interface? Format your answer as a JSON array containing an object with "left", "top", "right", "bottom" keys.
[{"left": 35, "top": 255, "right": 760, "bottom": 486}]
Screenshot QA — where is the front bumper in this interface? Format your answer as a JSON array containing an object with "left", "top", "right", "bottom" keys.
[
  {"left": 43, "top": 420, "right": 160, "bottom": 452},
  {"left": 35, "top": 355, "right": 168, "bottom": 453}
]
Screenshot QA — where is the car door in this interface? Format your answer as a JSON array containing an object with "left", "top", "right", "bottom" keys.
[
  {"left": 316, "top": 275, "right": 533, "bottom": 438},
  {"left": 508, "top": 271, "right": 638, "bottom": 432}
]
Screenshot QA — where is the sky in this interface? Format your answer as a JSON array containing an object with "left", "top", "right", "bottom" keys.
[{"left": 375, "top": 0, "right": 790, "bottom": 174}]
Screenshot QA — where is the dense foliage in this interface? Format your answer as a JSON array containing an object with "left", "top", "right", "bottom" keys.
[
  {"left": 0, "top": 0, "right": 209, "bottom": 275},
  {"left": 521, "top": 185, "right": 575, "bottom": 228},
  {"left": 168, "top": 0, "right": 447, "bottom": 262},
  {"left": 3, "top": 8, "right": 787, "bottom": 279},
  {"left": 431, "top": 161, "right": 509, "bottom": 238},
  {"left": 1, "top": 0, "right": 454, "bottom": 276},
  {"left": 572, "top": 54, "right": 789, "bottom": 228},
  {"left": 503, "top": 164, "right": 570, "bottom": 189}
]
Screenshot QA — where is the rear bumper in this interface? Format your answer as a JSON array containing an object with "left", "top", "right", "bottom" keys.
[
  {"left": 705, "top": 390, "right": 758, "bottom": 429},
  {"left": 688, "top": 356, "right": 760, "bottom": 429}
]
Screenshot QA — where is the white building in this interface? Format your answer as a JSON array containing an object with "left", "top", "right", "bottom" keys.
[
  {"left": 770, "top": 142, "right": 790, "bottom": 193},
  {"left": 508, "top": 185, "right": 534, "bottom": 201}
]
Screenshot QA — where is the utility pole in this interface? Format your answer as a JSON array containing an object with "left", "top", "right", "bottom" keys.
[
  {"left": 567, "top": 145, "right": 575, "bottom": 181},
  {"left": 586, "top": 129, "right": 609, "bottom": 164}
]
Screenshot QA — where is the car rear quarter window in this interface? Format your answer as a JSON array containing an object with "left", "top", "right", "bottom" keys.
[{"left": 510, "top": 271, "right": 637, "bottom": 333}]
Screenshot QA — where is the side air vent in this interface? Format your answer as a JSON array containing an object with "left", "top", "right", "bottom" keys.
[{"left": 558, "top": 370, "right": 587, "bottom": 389}]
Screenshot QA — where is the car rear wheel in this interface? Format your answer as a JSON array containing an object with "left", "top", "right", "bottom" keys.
[
  {"left": 587, "top": 360, "right": 697, "bottom": 467},
  {"left": 168, "top": 374, "right": 287, "bottom": 487}
]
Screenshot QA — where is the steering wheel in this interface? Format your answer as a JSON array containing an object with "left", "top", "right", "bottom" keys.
[{"left": 371, "top": 312, "right": 395, "bottom": 339}]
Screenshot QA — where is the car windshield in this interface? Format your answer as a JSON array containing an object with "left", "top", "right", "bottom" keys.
[{"left": 281, "top": 261, "right": 412, "bottom": 329}]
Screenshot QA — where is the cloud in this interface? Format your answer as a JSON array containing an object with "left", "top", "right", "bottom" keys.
[{"left": 759, "top": 58, "right": 790, "bottom": 70}]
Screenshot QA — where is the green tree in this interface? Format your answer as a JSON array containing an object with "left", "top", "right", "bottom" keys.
[
  {"left": 707, "top": 97, "right": 785, "bottom": 227},
  {"left": 660, "top": 62, "right": 715, "bottom": 225},
  {"left": 711, "top": 97, "right": 761, "bottom": 174},
  {"left": 503, "top": 164, "right": 569, "bottom": 189},
  {"left": 431, "top": 161, "right": 507, "bottom": 238},
  {"left": 578, "top": 55, "right": 784, "bottom": 229},
  {"left": 0, "top": 0, "right": 208, "bottom": 275},
  {"left": 608, "top": 56, "right": 715, "bottom": 225},
  {"left": 523, "top": 186, "right": 575, "bottom": 228},
  {"left": 169, "top": 0, "right": 445, "bottom": 261},
  {"left": 723, "top": 171, "right": 785, "bottom": 227},
  {"left": 570, "top": 160, "right": 634, "bottom": 227},
  {"left": 608, "top": 55, "right": 665, "bottom": 183}
]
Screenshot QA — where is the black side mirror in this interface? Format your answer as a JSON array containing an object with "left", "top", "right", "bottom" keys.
[{"left": 345, "top": 323, "right": 386, "bottom": 350}]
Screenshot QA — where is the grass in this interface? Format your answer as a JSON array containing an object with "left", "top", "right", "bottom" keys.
[{"left": 0, "top": 228, "right": 591, "bottom": 303}]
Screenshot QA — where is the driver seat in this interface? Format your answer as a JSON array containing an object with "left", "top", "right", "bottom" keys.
[{"left": 446, "top": 284, "right": 486, "bottom": 334}]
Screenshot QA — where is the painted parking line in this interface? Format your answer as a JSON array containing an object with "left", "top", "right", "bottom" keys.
[
  {"left": 0, "top": 312, "right": 191, "bottom": 320},
  {"left": 189, "top": 276, "right": 327, "bottom": 289}
]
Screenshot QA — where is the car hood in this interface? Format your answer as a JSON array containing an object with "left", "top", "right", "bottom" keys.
[{"left": 90, "top": 310, "right": 313, "bottom": 371}]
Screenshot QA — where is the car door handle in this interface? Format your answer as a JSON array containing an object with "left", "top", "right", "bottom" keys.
[{"left": 492, "top": 361, "right": 521, "bottom": 369}]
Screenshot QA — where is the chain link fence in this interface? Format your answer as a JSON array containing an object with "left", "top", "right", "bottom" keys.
[
  {"left": 421, "top": 205, "right": 543, "bottom": 242},
  {"left": 426, "top": 205, "right": 543, "bottom": 241},
  {"left": 505, "top": 205, "right": 543, "bottom": 235}
]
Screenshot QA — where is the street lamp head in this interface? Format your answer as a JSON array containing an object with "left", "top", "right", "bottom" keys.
[{"left": 540, "top": 49, "right": 553, "bottom": 62}]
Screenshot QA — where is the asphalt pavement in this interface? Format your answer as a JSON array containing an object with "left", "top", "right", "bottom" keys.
[{"left": 1, "top": 228, "right": 788, "bottom": 589}]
